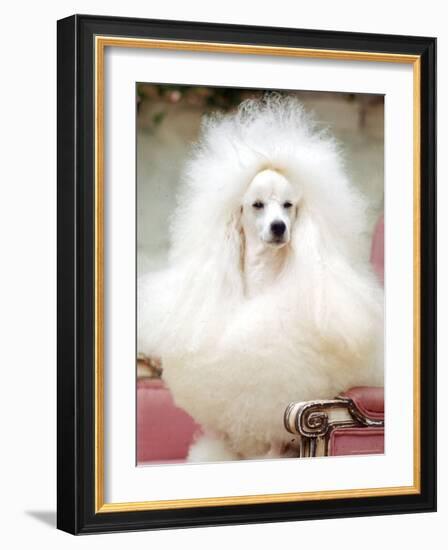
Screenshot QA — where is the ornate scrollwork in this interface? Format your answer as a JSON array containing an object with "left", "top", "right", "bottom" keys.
[
  {"left": 284, "top": 399, "right": 351, "bottom": 438},
  {"left": 303, "top": 409, "right": 330, "bottom": 436}
]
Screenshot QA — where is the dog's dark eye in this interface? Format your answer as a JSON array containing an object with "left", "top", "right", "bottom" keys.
[
  {"left": 252, "top": 201, "right": 264, "bottom": 209},
  {"left": 283, "top": 201, "right": 293, "bottom": 209}
]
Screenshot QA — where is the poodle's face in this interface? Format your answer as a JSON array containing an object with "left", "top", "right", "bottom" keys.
[{"left": 241, "top": 169, "right": 300, "bottom": 248}]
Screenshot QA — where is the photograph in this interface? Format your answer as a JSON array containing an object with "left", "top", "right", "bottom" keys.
[{"left": 136, "top": 86, "right": 385, "bottom": 464}]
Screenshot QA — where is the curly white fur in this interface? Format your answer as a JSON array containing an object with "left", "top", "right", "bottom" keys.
[{"left": 138, "top": 95, "right": 384, "bottom": 461}]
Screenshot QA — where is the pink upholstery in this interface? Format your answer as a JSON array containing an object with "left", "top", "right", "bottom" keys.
[
  {"left": 330, "top": 386, "right": 384, "bottom": 456},
  {"left": 370, "top": 215, "right": 384, "bottom": 285},
  {"left": 330, "top": 427, "right": 384, "bottom": 456},
  {"left": 341, "top": 386, "right": 384, "bottom": 420},
  {"left": 137, "top": 378, "right": 201, "bottom": 464}
]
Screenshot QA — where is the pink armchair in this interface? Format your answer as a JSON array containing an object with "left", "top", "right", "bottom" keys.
[{"left": 137, "top": 382, "right": 384, "bottom": 463}]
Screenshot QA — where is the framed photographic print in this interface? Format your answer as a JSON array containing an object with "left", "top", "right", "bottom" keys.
[{"left": 57, "top": 14, "right": 436, "bottom": 534}]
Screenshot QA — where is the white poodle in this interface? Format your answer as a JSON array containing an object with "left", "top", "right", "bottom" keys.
[{"left": 138, "top": 95, "right": 384, "bottom": 462}]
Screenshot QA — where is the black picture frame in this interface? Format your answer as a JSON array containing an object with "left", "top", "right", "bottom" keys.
[{"left": 57, "top": 14, "right": 436, "bottom": 534}]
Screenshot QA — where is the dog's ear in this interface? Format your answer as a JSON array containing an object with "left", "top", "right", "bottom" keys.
[
  {"left": 224, "top": 207, "right": 245, "bottom": 279},
  {"left": 239, "top": 207, "right": 245, "bottom": 274},
  {"left": 289, "top": 204, "right": 300, "bottom": 239}
]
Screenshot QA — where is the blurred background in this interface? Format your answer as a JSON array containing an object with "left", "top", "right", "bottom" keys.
[{"left": 137, "top": 84, "right": 384, "bottom": 278}]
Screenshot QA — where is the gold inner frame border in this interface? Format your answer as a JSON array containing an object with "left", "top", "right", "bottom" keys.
[{"left": 94, "top": 36, "right": 421, "bottom": 513}]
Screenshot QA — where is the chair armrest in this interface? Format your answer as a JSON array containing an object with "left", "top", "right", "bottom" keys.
[{"left": 284, "top": 387, "right": 384, "bottom": 457}]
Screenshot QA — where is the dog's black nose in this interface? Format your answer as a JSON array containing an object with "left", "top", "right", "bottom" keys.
[{"left": 271, "top": 220, "right": 286, "bottom": 237}]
